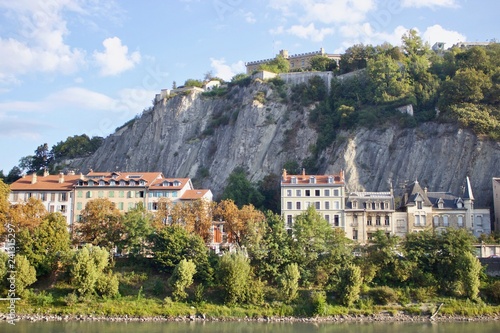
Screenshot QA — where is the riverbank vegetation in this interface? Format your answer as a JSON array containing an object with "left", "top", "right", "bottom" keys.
[{"left": 1, "top": 183, "right": 500, "bottom": 319}]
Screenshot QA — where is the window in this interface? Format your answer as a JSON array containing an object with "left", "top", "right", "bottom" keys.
[
  {"left": 119, "top": 191, "right": 124, "bottom": 198},
  {"left": 172, "top": 192, "right": 178, "bottom": 198},
  {"left": 315, "top": 202, "right": 320, "bottom": 209},
  {"left": 41, "top": 193, "right": 46, "bottom": 201},
  {"left": 60, "top": 205, "right": 66, "bottom": 213},
  {"left": 110, "top": 180, "right": 116, "bottom": 186},
  {"left": 86, "top": 191, "right": 92, "bottom": 198},
  {"left": 98, "top": 191, "right": 104, "bottom": 198},
  {"left": 476, "top": 215, "right": 483, "bottom": 226},
  {"left": 287, "top": 215, "right": 293, "bottom": 228},
  {"left": 310, "top": 176, "right": 316, "bottom": 184},
  {"left": 458, "top": 215, "right": 463, "bottom": 227},
  {"left": 51, "top": 193, "right": 56, "bottom": 201},
  {"left": 296, "top": 202, "right": 301, "bottom": 210},
  {"left": 77, "top": 191, "right": 83, "bottom": 198},
  {"left": 296, "top": 190, "right": 301, "bottom": 196},
  {"left": 415, "top": 215, "right": 420, "bottom": 226},
  {"left": 109, "top": 191, "right": 115, "bottom": 198},
  {"left": 129, "top": 180, "right": 135, "bottom": 186},
  {"left": 291, "top": 177, "right": 297, "bottom": 184},
  {"left": 334, "top": 201, "right": 340, "bottom": 209},
  {"left": 287, "top": 202, "right": 292, "bottom": 210},
  {"left": 384, "top": 215, "right": 390, "bottom": 226},
  {"left": 353, "top": 229, "right": 358, "bottom": 240},
  {"left": 324, "top": 189, "right": 330, "bottom": 196},
  {"left": 417, "top": 201, "right": 423, "bottom": 209},
  {"left": 367, "top": 217, "right": 372, "bottom": 226},
  {"left": 443, "top": 215, "right": 449, "bottom": 227},
  {"left": 333, "top": 189, "right": 339, "bottom": 196},
  {"left": 305, "top": 190, "right": 311, "bottom": 197},
  {"left": 88, "top": 180, "right": 94, "bottom": 186},
  {"left": 433, "top": 216, "right": 439, "bottom": 227},
  {"left": 315, "top": 190, "right": 320, "bottom": 196},
  {"left": 118, "top": 202, "right": 124, "bottom": 210},
  {"left": 325, "top": 215, "right": 330, "bottom": 223},
  {"left": 60, "top": 193, "right": 67, "bottom": 201},
  {"left": 376, "top": 216, "right": 381, "bottom": 226},
  {"left": 77, "top": 202, "right": 82, "bottom": 210},
  {"left": 352, "top": 201, "right": 357, "bottom": 209},
  {"left": 287, "top": 190, "right": 292, "bottom": 196},
  {"left": 334, "top": 215, "right": 339, "bottom": 227},
  {"left": 120, "top": 180, "right": 126, "bottom": 186},
  {"left": 99, "top": 180, "right": 105, "bottom": 186},
  {"left": 325, "top": 201, "right": 330, "bottom": 210},
  {"left": 397, "top": 219, "right": 405, "bottom": 229},
  {"left": 328, "top": 176, "right": 333, "bottom": 184}
]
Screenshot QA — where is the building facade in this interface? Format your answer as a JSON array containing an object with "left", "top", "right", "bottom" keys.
[
  {"left": 74, "top": 171, "right": 212, "bottom": 223},
  {"left": 9, "top": 171, "right": 82, "bottom": 225},
  {"left": 281, "top": 169, "right": 345, "bottom": 230},
  {"left": 246, "top": 48, "right": 341, "bottom": 74},
  {"left": 281, "top": 171, "right": 491, "bottom": 243}
]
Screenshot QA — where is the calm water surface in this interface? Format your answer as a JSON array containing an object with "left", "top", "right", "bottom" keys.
[{"left": 1, "top": 321, "right": 499, "bottom": 333}]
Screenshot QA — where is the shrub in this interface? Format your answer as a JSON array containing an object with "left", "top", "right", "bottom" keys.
[
  {"left": 368, "top": 286, "right": 398, "bottom": 305},
  {"left": 337, "top": 264, "right": 362, "bottom": 307},
  {"left": 64, "top": 292, "right": 78, "bottom": 306},
  {"left": 218, "top": 252, "right": 251, "bottom": 305},
  {"left": 168, "top": 259, "right": 197, "bottom": 301},
  {"left": 483, "top": 280, "right": 500, "bottom": 304},
  {"left": 279, "top": 263, "right": 300, "bottom": 303},
  {"left": 310, "top": 291, "right": 328, "bottom": 316},
  {"left": 96, "top": 271, "right": 119, "bottom": 298}
]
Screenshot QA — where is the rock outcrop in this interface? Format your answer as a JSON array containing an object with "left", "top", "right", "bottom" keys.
[{"left": 71, "top": 81, "right": 500, "bottom": 208}]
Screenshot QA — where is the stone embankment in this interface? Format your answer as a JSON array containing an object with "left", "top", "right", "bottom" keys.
[{"left": 2, "top": 312, "right": 498, "bottom": 323}]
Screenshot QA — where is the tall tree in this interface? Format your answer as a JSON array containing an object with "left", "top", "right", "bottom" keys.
[
  {"left": 0, "top": 178, "right": 10, "bottom": 235},
  {"left": 8, "top": 197, "right": 47, "bottom": 232},
  {"left": 17, "top": 212, "right": 71, "bottom": 276},
  {"left": 74, "top": 198, "right": 123, "bottom": 250},
  {"left": 221, "top": 167, "right": 264, "bottom": 208},
  {"left": 120, "top": 203, "right": 153, "bottom": 256},
  {"left": 170, "top": 199, "right": 214, "bottom": 243}
]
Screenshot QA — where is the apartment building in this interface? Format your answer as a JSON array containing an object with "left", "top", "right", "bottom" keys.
[
  {"left": 280, "top": 169, "right": 345, "bottom": 230},
  {"left": 9, "top": 171, "right": 82, "bottom": 225}
]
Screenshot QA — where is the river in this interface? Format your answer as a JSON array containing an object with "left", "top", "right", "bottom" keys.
[{"left": 1, "top": 321, "right": 499, "bottom": 333}]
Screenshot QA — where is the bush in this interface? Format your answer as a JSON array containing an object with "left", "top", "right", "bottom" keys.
[
  {"left": 310, "top": 291, "right": 327, "bottom": 316},
  {"left": 168, "top": 259, "right": 197, "bottom": 301},
  {"left": 483, "top": 280, "right": 500, "bottom": 304},
  {"left": 279, "top": 263, "right": 300, "bottom": 303},
  {"left": 96, "top": 271, "right": 119, "bottom": 298},
  {"left": 64, "top": 292, "right": 78, "bottom": 306},
  {"left": 368, "top": 286, "right": 398, "bottom": 305}
]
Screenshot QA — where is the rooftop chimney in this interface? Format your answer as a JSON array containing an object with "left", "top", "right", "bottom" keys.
[
  {"left": 43, "top": 169, "right": 49, "bottom": 177},
  {"left": 302, "top": 168, "right": 306, "bottom": 179},
  {"left": 31, "top": 173, "right": 37, "bottom": 184},
  {"left": 282, "top": 169, "right": 287, "bottom": 181},
  {"left": 58, "top": 172, "right": 64, "bottom": 184}
]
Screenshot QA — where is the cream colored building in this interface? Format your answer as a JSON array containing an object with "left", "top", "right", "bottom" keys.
[
  {"left": 281, "top": 169, "right": 345, "bottom": 230},
  {"left": 73, "top": 171, "right": 212, "bottom": 223},
  {"left": 9, "top": 170, "right": 82, "bottom": 226}
]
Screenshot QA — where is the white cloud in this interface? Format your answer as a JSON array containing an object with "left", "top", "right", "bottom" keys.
[
  {"left": 402, "top": 0, "right": 458, "bottom": 8},
  {"left": 336, "top": 23, "right": 409, "bottom": 51},
  {"left": 269, "top": 0, "right": 376, "bottom": 24},
  {"left": 287, "top": 23, "right": 334, "bottom": 42},
  {"left": 243, "top": 11, "right": 256, "bottom": 24},
  {"left": 0, "top": 0, "right": 90, "bottom": 84},
  {"left": 209, "top": 58, "right": 246, "bottom": 81},
  {"left": 422, "top": 24, "right": 466, "bottom": 48},
  {"left": 93, "top": 37, "right": 141, "bottom": 76}
]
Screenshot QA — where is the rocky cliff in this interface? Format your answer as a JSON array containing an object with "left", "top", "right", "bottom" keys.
[{"left": 72, "top": 80, "right": 500, "bottom": 208}]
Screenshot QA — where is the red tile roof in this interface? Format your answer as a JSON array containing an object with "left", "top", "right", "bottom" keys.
[
  {"left": 10, "top": 174, "right": 82, "bottom": 191},
  {"left": 281, "top": 170, "right": 345, "bottom": 185},
  {"left": 180, "top": 189, "right": 211, "bottom": 200}
]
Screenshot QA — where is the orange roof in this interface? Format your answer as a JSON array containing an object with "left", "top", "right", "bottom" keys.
[
  {"left": 281, "top": 170, "right": 344, "bottom": 185},
  {"left": 10, "top": 174, "right": 82, "bottom": 191},
  {"left": 149, "top": 177, "right": 191, "bottom": 190},
  {"left": 180, "top": 189, "right": 211, "bottom": 200},
  {"left": 84, "top": 171, "right": 163, "bottom": 185}
]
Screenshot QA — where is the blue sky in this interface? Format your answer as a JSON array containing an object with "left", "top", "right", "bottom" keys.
[{"left": 0, "top": 0, "right": 498, "bottom": 174}]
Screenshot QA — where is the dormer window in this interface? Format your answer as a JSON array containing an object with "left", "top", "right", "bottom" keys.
[
  {"left": 99, "top": 180, "right": 105, "bottom": 186},
  {"left": 163, "top": 181, "right": 169, "bottom": 186},
  {"left": 110, "top": 180, "right": 116, "bottom": 186},
  {"left": 140, "top": 180, "right": 146, "bottom": 186},
  {"left": 328, "top": 176, "right": 333, "bottom": 184},
  {"left": 120, "top": 180, "right": 126, "bottom": 186},
  {"left": 437, "top": 199, "right": 444, "bottom": 209},
  {"left": 88, "top": 180, "right": 94, "bottom": 186},
  {"left": 417, "top": 201, "right": 423, "bottom": 209},
  {"left": 352, "top": 201, "right": 357, "bottom": 209},
  {"left": 173, "top": 180, "right": 181, "bottom": 186},
  {"left": 291, "top": 177, "right": 297, "bottom": 184},
  {"left": 310, "top": 176, "right": 316, "bottom": 184},
  {"left": 129, "top": 180, "right": 135, "bottom": 186}
]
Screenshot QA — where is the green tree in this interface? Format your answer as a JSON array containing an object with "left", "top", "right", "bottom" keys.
[
  {"left": 151, "top": 225, "right": 212, "bottom": 282},
  {"left": 279, "top": 263, "right": 300, "bottom": 303},
  {"left": 337, "top": 264, "right": 362, "bottom": 307},
  {"left": 0, "top": 178, "right": 9, "bottom": 235},
  {"left": 218, "top": 251, "right": 252, "bottom": 305},
  {"left": 51, "top": 134, "right": 103, "bottom": 159},
  {"left": 248, "top": 211, "right": 291, "bottom": 283},
  {"left": 309, "top": 55, "right": 337, "bottom": 71},
  {"left": 120, "top": 203, "right": 153, "bottom": 256},
  {"left": 184, "top": 79, "right": 203, "bottom": 88},
  {"left": 14, "top": 255, "right": 37, "bottom": 297},
  {"left": 17, "top": 212, "right": 71, "bottom": 276},
  {"left": 168, "top": 259, "right": 197, "bottom": 301},
  {"left": 339, "top": 44, "right": 376, "bottom": 74},
  {"left": 291, "top": 206, "right": 352, "bottom": 287},
  {"left": 221, "top": 167, "right": 264, "bottom": 208},
  {"left": 259, "top": 55, "right": 290, "bottom": 73},
  {"left": 70, "top": 245, "right": 114, "bottom": 297},
  {"left": 440, "top": 68, "right": 492, "bottom": 105},
  {"left": 367, "top": 53, "right": 412, "bottom": 103},
  {"left": 74, "top": 198, "right": 123, "bottom": 250},
  {"left": 457, "top": 251, "right": 482, "bottom": 300}
]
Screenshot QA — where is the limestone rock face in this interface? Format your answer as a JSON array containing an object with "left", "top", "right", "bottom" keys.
[{"left": 73, "top": 82, "right": 500, "bottom": 207}]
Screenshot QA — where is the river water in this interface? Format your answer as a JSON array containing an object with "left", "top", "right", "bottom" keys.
[{"left": 1, "top": 321, "right": 499, "bottom": 333}]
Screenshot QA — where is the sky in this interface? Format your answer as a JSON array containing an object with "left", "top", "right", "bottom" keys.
[{"left": 0, "top": 0, "right": 498, "bottom": 174}]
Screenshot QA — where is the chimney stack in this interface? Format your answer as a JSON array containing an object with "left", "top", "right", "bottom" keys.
[
  {"left": 43, "top": 169, "right": 49, "bottom": 177},
  {"left": 58, "top": 172, "right": 64, "bottom": 184},
  {"left": 282, "top": 169, "right": 287, "bottom": 181},
  {"left": 302, "top": 168, "right": 306, "bottom": 180},
  {"left": 31, "top": 173, "right": 37, "bottom": 184}
]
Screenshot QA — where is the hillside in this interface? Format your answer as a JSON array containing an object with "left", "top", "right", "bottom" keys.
[{"left": 68, "top": 77, "right": 500, "bottom": 208}]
